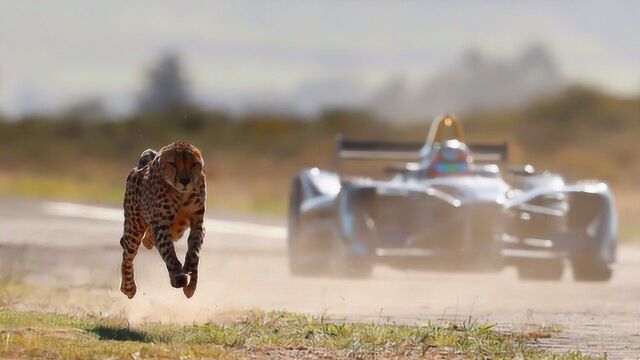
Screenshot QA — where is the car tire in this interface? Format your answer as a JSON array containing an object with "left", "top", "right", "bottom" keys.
[
  {"left": 329, "top": 194, "right": 374, "bottom": 279},
  {"left": 571, "top": 257, "right": 612, "bottom": 282},
  {"left": 287, "top": 178, "right": 328, "bottom": 277},
  {"left": 517, "top": 259, "right": 564, "bottom": 281}
]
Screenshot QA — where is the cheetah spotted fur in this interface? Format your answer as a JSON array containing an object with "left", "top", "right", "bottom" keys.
[{"left": 119, "top": 141, "right": 206, "bottom": 299}]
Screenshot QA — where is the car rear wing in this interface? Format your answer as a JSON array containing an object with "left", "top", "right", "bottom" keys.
[{"left": 335, "top": 135, "right": 508, "bottom": 172}]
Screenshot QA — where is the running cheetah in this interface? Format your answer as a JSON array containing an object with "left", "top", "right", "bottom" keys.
[{"left": 119, "top": 141, "right": 206, "bottom": 299}]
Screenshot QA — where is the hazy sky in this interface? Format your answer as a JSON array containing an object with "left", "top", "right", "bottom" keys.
[{"left": 1, "top": 1, "right": 639, "bottom": 116}]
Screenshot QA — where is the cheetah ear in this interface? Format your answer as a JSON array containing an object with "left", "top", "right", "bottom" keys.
[{"left": 137, "top": 149, "right": 157, "bottom": 169}]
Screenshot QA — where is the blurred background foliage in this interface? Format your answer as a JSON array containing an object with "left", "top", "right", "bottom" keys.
[{"left": 0, "top": 85, "right": 638, "bottom": 223}]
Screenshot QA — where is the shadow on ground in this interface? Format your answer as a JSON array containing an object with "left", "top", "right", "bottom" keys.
[{"left": 88, "top": 325, "right": 154, "bottom": 342}]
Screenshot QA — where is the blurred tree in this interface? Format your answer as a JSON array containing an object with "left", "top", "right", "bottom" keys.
[{"left": 137, "top": 52, "right": 193, "bottom": 114}]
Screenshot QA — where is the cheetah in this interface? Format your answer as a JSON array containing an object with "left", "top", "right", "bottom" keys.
[{"left": 119, "top": 141, "right": 206, "bottom": 299}]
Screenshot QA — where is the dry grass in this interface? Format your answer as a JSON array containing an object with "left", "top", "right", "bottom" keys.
[
  {"left": 0, "top": 308, "right": 594, "bottom": 360},
  {"left": 0, "top": 282, "right": 598, "bottom": 359}
]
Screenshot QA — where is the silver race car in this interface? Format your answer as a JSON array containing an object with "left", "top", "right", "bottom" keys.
[{"left": 288, "top": 115, "right": 617, "bottom": 281}]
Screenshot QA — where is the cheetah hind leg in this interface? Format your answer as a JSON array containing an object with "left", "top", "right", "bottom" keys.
[{"left": 141, "top": 229, "right": 155, "bottom": 250}]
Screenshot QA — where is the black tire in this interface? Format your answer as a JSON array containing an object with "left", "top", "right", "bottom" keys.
[
  {"left": 566, "top": 193, "right": 615, "bottom": 282},
  {"left": 288, "top": 178, "right": 373, "bottom": 279},
  {"left": 517, "top": 259, "right": 564, "bottom": 281},
  {"left": 571, "top": 257, "right": 612, "bottom": 282},
  {"left": 287, "top": 179, "right": 328, "bottom": 276},
  {"left": 329, "top": 192, "right": 375, "bottom": 279}
]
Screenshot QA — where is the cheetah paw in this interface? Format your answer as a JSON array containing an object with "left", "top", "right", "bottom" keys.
[
  {"left": 170, "top": 273, "right": 189, "bottom": 288},
  {"left": 183, "top": 273, "right": 198, "bottom": 298},
  {"left": 120, "top": 283, "right": 137, "bottom": 299}
]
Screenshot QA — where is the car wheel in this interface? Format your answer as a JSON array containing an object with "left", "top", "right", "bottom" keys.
[
  {"left": 517, "top": 259, "right": 564, "bottom": 281},
  {"left": 287, "top": 178, "right": 328, "bottom": 276},
  {"left": 331, "top": 200, "right": 374, "bottom": 279},
  {"left": 571, "top": 257, "right": 612, "bottom": 282}
]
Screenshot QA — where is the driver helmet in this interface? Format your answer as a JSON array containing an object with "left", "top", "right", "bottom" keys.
[{"left": 428, "top": 139, "right": 474, "bottom": 176}]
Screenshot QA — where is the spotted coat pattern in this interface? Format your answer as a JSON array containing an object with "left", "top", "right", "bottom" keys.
[{"left": 119, "top": 141, "right": 206, "bottom": 299}]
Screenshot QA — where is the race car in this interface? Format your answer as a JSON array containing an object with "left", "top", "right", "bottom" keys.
[{"left": 287, "top": 115, "right": 617, "bottom": 281}]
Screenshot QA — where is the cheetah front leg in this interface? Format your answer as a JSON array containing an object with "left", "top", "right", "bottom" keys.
[
  {"left": 120, "top": 219, "right": 143, "bottom": 299},
  {"left": 182, "top": 212, "right": 205, "bottom": 298},
  {"left": 153, "top": 222, "right": 190, "bottom": 289}
]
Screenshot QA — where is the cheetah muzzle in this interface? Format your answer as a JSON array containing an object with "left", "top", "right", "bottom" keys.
[{"left": 119, "top": 141, "right": 206, "bottom": 299}]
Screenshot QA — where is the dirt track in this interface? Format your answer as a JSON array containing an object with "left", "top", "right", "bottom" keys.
[{"left": 0, "top": 198, "right": 638, "bottom": 358}]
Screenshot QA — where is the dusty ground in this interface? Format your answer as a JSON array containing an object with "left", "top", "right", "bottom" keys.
[{"left": 0, "top": 198, "right": 638, "bottom": 359}]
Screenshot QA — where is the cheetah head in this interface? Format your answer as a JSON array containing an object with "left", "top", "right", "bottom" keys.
[{"left": 159, "top": 141, "right": 205, "bottom": 193}]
